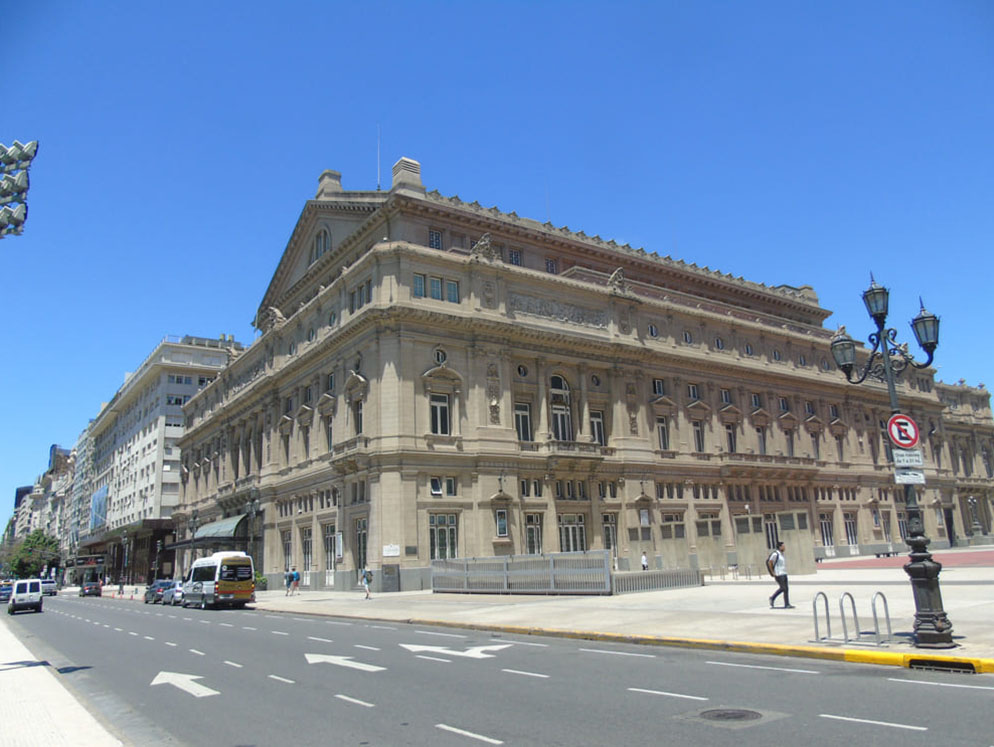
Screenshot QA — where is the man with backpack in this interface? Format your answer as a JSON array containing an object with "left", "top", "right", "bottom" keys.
[{"left": 767, "top": 541, "right": 794, "bottom": 609}]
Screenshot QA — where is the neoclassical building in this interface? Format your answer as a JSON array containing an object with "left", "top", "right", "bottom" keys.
[{"left": 177, "top": 157, "right": 994, "bottom": 590}]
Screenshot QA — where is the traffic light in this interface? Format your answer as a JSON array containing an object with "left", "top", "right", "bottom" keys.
[{"left": 0, "top": 140, "right": 38, "bottom": 238}]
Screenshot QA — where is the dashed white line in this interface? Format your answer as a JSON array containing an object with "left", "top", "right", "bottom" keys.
[
  {"left": 144, "top": 636, "right": 155, "bottom": 641},
  {"left": 820, "top": 714, "right": 926, "bottom": 731},
  {"left": 190, "top": 649, "right": 205, "bottom": 656},
  {"left": 335, "top": 694, "right": 374, "bottom": 707},
  {"left": 370, "top": 625, "right": 396, "bottom": 630},
  {"left": 580, "top": 648, "right": 655, "bottom": 659},
  {"left": 628, "top": 687, "right": 708, "bottom": 701},
  {"left": 325, "top": 621, "right": 352, "bottom": 626},
  {"left": 128, "top": 632, "right": 138, "bottom": 637},
  {"left": 268, "top": 675, "right": 295, "bottom": 684},
  {"left": 264, "top": 615, "right": 280, "bottom": 619},
  {"left": 219, "top": 623, "right": 234, "bottom": 628},
  {"left": 707, "top": 660, "right": 820, "bottom": 675},
  {"left": 199, "top": 620, "right": 210, "bottom": 625},
  {"left": 354, "top": 644, "right": 380, "bottom": 651},
  {"left": 506, "top": 640, "right": 548, "bottom": 648},
  {"left": 272, "top": 631, "right": 289, "bottom": 636},
  {"left": 224, "top": 661, "right": 243, "bottom": 668},
  {"left": 888, "top": 677, "right": 994, "bottom": 691},
  {"left": 308, "top": 636, "right": 333, "bottom": 643},
  {"left": 243, "top": 626, "right": 257, "bottom": 631},
  {"left": 112, "top": 627, "right": 122, "bottom": 632},
  {"left": 417, "top": 655, "right": 452, "bottom": 663},
  {"left": 436, "top": 723, "right": 503, "bottom": 744},
  {"left": 416, "top": 630, "right": 467, "bottom": 638},
  {"left": 292, "top": 617, "right": 308, "bottom": 621},
  {"left": 165, "top": 642, "right": 177, "bottom": 647},
  {"left": 502, "top": 669, "right": 549, "bottom": 679}
]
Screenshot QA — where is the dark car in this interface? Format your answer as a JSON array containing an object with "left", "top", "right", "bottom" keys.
[
  {"left": 0, "top": 581, "right": 12, "bottom": 603},
  {"left": 144, "top": 579, "right": 173, "bottom": 604},
  {"left": 79, "top": 581, "right": 102, "bottom": 597}
]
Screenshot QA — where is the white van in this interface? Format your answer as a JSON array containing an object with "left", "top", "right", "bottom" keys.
[
  {"left": 183, "top": 552, "right": 255, "bottom": 610},
  {"left": 7, "top": 579, "right": 43, "bottom": 614}
]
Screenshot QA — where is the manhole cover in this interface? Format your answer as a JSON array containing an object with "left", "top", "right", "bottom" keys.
[{"left": 699, "top": 709, "right": 763, "bottom": 722}]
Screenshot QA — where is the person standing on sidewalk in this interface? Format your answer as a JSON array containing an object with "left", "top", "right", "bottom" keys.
[
  {"left": 284, "top": 568, "right": 292, "bottom": 596},
  {"left": 767, "top": 542, "right": 793, "bottom": 608},
  {"left": 361, "top": 568, "right": 372, "bottom": 599},
  {"left": 641, "top": 552, "right": 649, "bottom": 571}
]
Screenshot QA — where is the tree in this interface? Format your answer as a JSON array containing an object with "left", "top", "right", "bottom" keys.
[{"left": 10, "top": 530, "right": 60, "bottom": 578}]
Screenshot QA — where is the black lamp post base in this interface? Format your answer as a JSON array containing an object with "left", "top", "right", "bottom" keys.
[{"left": 904, "top": 544, "right": 956, "bottom": 649}]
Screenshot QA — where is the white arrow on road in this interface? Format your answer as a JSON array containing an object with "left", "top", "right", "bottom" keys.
[
  {"left": 150, "top": 671, "right": 219, "bottom": 698},
  {"left": 305, "top": 653, "right": 386, "bottom": 672},
  {"left": 399, "top": 644, "right": 513, "bottom": 659}
]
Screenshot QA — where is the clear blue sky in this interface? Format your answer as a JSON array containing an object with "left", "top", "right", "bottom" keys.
[{"left": 4, "top": 1, "right": 993, "bottom": 525}]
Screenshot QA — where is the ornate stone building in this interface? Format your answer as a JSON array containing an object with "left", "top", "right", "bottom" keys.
[{"left": 177, "top": 157, "right": 994, "bottom": 591}]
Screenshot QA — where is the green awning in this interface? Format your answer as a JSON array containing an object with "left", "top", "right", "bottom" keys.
[{"left": 196, "top": 514, "right": 246, "bottom": 539}]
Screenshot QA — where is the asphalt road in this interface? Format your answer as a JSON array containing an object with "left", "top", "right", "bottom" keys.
[{"left": 9, "top": 595, "right": 994, "bottom": 746}]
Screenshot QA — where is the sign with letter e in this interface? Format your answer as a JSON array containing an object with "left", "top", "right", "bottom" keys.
[{"left": 887, "top": 413, "right": 920, "bottom": 449}]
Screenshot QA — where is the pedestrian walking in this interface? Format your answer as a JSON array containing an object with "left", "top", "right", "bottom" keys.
[
  {"left": 361, "top": 568, "right": 372, "bottom": 599},
  {"left": 291, "top": 567, "right": 300, "bottom": 595},
  {"left": 284, "top": 568, "right": 292, "bottom": 596},
  {"left": 767, "top": 541, "right": 793, "bottom": 608},
  {"left": 641, "top": 552, "right": 649, "bottom": 571}
]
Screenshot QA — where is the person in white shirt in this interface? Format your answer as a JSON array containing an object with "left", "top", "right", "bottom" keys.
[{"left": 767, "top": 541, "right": 794, "bottom": 608}]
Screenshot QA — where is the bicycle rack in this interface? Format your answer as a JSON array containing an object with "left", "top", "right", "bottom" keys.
[
  {"left": 811, "top": 590, "right": 893, "bottom": 646},
  {"left": 839, "top": 592, "right": 861, "bottom": 643},
  {"left": 871, "top": 591, "right": 893, "bottom": 645},
  {"left": 812, "top": 591, "right": 831, "bottom": 642}
]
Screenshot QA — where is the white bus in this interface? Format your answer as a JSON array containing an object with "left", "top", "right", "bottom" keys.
[{"left": 183, "top": 552, "right": 255, "bottom": 609}]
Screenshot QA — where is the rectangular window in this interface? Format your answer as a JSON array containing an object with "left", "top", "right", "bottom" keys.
[
  {"left": 533, "top": 479, "right": 543, "bottom": 497},
  {"left": 551, "top": 404, "right": 573, "bottom": 441},
  {"left": 779, "top": 397, "right": 790, "bottom": 412},
  {"left": 428, "top": 229, "right": 443, "bottom": 250},
  {"left": 353, "top": 400, "right": 363, "bottom": 435},
  {"left": 509, "top": 248, "right": 522, "bottom": 266},
  {"left": 429, "top": 513, "right": 458, "bottom": 560},
  {"left": 688, "top": 383, "right": 700, "bottom": 400},
  {"left": 720, "top": 388, "right": 731, "bottom": 405},
  {"left": 430, "top": 477, "right": 442, "bottom": 496},
  {"left": 413, "top": 273, "right": 425, "bottom": 298},
  {"left": 322, "top": 523, "right": 337, "bottom": 570},
  {"left": 282, "top": 529, "right": 292, "bottom": 572},
  {"left": 558, "top": 514, "right": 586, "bottom": 552},
  {"left": 786, "top": 430, "right": 795, "bottom": 457},
  {"left": 525, "top": 513, "right": 542, "bottom": 554},
  {"left": 545, "top": 257, "right": 558, "bottom": 274},
  {"left": 756, "top": 427, "right": 767, "bottom": 455},
  {"left": 656, "top": 417, "right": 670, "bottom": 450},
  {"left": 725, "top": 424, "right": 737, "bottom": 453},
  {"left": 429, "top": 276, "right": 443, "bottom": 300},
  {"left": 653, "top": 378, "right": 665, "bottom": 396},
  {"left": 811, "top": 434, "right": 820, "bottom": 459},
  {"left": 830, "top": 404, "right": 839, "bottom": 419},
  {"left": 445, "top": 280, "right": 459, "bottom": 303},
  {"left": 514, "top": 403, "right": 532, "bottom": 441},
  {"left": 751, "top": 393, "right": 762, "bottom": 409},
  {"left": 836, "top": 436, "right": 844, "bottom": 461},
  {"left": 805, "top": 401, "right": 815, "bottom": 415},
  {"left": 326, "top": 373, "right": 336, "bottom": 392},
  {"left": 495, "top": 509, "right": 508, "bottom": 537},
  {"left": 520, "top": 479, "right": 530, "bottom": 498},
  {"left": 819, "top": 513, "right": 834, "bottom": 546},
  {"left": 430, "top": 393, "right": 450, "bottom": 435},
  {"left": 301, "top": 527, "right": 312, "bottom": 571},
  {"left": 693, "top": 421, "right": 706, "bottom": 452},
  {"left": 590, "top": 410, "right": 605, "bottom": 446},
  {"left": 445, "top": 477, "right": 457, "bottom": 496},
  {"left": 844, "top": 512, "right": 858, "bottom": 545}
]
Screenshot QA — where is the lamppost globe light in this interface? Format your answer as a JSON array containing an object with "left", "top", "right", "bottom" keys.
[
  {"left": 911, "top": 302, "right": 940, "bottom": 353},
  {"left": 830, "top": 332, "right": 857, "bottom": 374},
  {"left": 862, "top": 278, "right": 890, "bottom": 323}
]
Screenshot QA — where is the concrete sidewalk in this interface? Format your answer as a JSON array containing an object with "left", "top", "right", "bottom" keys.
[{"left": 0, "top": 614, "right": 121, "bottom": 746}]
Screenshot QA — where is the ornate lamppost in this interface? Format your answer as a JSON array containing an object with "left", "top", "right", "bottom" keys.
[
  {"left": 244, "top": 489, "right": 261, "bottom": 564},
  {"left": 967, "top": 497, "right": 983, "bottom": 536},
  {"left": 830, "top": 278, "right": 953, "bottom": 648},
  {"left": 121, "top": 528, "right": 129, "bottom": 586},
  {"left": 189, "top": 509, "right": 199, "bottom": 566}
]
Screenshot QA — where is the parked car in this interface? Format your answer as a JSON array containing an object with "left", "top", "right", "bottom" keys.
[
  {"left": 79, "top": 581, "right": 102, "bottom": 597},
  {"left": 0, "top": 581, "right": 12, "bottom": 603},
  {"left": 162, "top": 581, "right": 183, "bottom": 606},
  {"left": 41, "top": 579, "right": 57, "bottom": 596},
  {"left": 8, "top": 579, "right": 43, "bottom": 614},
  {"left": 144, "top": 579, "right": 174, "bottom": 604}
]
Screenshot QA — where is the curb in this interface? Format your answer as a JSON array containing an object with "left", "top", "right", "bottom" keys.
[{"left": 252, "top": 603, "right": 994, "bottom": 674}]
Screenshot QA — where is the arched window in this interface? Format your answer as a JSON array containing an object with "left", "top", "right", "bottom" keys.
[{"left": 550, "top": 376, "right": 573, "bottom": 441}]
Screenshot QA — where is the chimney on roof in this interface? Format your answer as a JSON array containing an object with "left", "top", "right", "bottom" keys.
[
  {"left": 316, "top": 169, "right": 344, "bottom": 199},
  {"left": 391, "top": 157, "right": 424, "bottom": 194}
]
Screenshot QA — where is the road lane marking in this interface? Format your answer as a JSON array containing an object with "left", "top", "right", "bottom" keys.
[
  {"left": 224, "top": 661, "right": 243, "bottom": 668},
  {"left": 305, "top": 654, "right": 386, "bottom": 672},
  {"left": 144, "top": 636, "right": 155, "bottom": 641},
  {"left": 335, "top": 694, "right": 374, "bottom": 707},
  {"left": 243, "top": 626, "right": 257, "bottom": 631},
  {"left": 219, "top": 623, "right": 234, "bottom": 628},
  {"left": 354, "top": 645, "right": 380, "bottom": 651},
  {"left": 401, "top": 644, "right": 512, "bottom": 659},
  {"left": 165, "top": 642, "right": 177, "bottom": 647},
  {"left": 190, "top": 649, "right": 205, "bottom": 656},
  {"left": 820, "top": 714, "right": 926, "bottom": 731},
  {"left": 272, "top": 631, "right": 289, "bottom": 636},
  {"left": 707, "top": 660, "right": 820, "bottom": 674},
  {"left": 325, "top": 621, "right": 352, "bottom": 626},
  {"left": 628, "top": 687, "right": 708, "bottom": 701},
  {"left": 129, "top": 632, "right": 138, "bottom": 637},
  {"left": 502, "top": 669, "right": 549, "bottom": 679},
  {"left": 416, "top": 630, "right": 467, "bottom": 638},
  {"left": 370, "top": 625, "right": 396, "bottom": 630},
  {"left": 199, "top": 620, "right": 210, "bottom": 625},
  {"left": 264, "top": 615, "right": 280, "bottom": 619},
  {"left": 505, "top": 640, "right": 548, "bottom": 647},
  {"left": 580, "top": 648, "right": 655, "bottom": 658},
  {"left": 888, "top": 677, "right": 994, "bottom": 691},
  {"left": 268, "top": 675, "right": 295, "bottom": 684},
  {"left": 150, "top": 671, "right": 219, "bottom": 698},
  {"left": 308, "top": 636, "right": 333, "bottom": 643},
  {"left": 292, "top": 617, "right": 308, "bottom": 621},
  {"left": 417, "top": 655, "right": 452, "bottom": 663},
  {"left": 436, "top": 724, "right": 503, "bottom": 744}
]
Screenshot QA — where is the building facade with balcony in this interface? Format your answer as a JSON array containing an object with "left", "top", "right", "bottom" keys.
[
  {"left": 178, "top": 157, "right": 994, "bottom": 591},
  {"left": 79, "top": 334, "right": 243, "bottom": 584}
]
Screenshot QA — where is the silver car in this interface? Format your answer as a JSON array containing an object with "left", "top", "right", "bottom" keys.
[{"left": 162, "top": 580, "right": 184, "bottom": 606}]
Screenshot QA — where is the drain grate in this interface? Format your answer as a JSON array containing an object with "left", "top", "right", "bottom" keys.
[
  {"left": 700, "top": 709, "right": 763, "bottom": 722},
  {"left": 908, "top": 659, "right": 976, "bottom": 674}
]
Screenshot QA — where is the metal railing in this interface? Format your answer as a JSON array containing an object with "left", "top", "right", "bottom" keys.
[
  {"left": 612, "top": 568, "right": 704, "bottom": 594},
  {"left": 432, "top": 551, "right": 612, "bottom": 594}
]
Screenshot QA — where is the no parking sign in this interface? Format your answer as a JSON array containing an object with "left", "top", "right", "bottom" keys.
[{"left": 887, "top": 413, "right": 920, "bottom": 449}]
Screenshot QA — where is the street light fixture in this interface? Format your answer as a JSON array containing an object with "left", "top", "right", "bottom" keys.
[
  {"left": 121, "top": 529, "right": 129, "bottom": 586},
  {"left": 244, "top": 489, "right": 261, "bottom": 563},
  {"left": 967, "top": 497, "right": 983, "bottom": 536},
  {"left": 830, "top": 277, "right": 953, "bottom": 648},
  {"left": 189, "top": 509, "right": 199, "bottom": 563}
]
